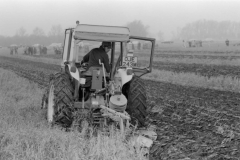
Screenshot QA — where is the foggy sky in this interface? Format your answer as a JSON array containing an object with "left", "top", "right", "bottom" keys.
[{"left": 0, "top": 0, "right": 239, "bottom": 40}]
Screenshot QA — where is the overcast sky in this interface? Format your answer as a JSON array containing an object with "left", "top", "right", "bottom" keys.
[{"left": 0, "top": 0, "right": 239, "bottom": 40}]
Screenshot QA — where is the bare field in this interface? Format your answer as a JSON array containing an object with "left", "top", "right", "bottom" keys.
[{"left": 1, "top": 53, "right": 240, "bottom": 93}]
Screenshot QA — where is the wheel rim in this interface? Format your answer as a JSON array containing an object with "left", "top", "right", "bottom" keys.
[{"left": 47, "top": 85, "right": 55, "bottom": 123}]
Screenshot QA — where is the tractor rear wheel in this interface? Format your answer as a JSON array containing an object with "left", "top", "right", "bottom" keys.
[
  {"left": 43, "top": 72, "right": 74, "bottom": 128},
  {"left": 123, "top": 76, "right": 148, "bottom": 127}
]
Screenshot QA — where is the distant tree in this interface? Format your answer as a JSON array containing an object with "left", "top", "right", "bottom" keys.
[
  {"left": 48, "top": 25, "right": 63, "bottom": 36},
  {"left": 126, "top": 20, "right": 149, "bottom": 37},
  {"left": 157, "top": 30, "right": 164, "bottom": 41},
  {"left": 137, "top": 42, "right": 141, "bottom": 50},
  {"left": 178, "top": 20, "right": 240, "bottom": 40},
  {"left": 16, "top": 27, "right": 27, "bottom": 37},
  {"left": 32, "top": 27, "right": 45, "bottom": 36}
]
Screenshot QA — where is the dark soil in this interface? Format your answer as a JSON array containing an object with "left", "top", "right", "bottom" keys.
[
  {"left": 152, "top": 62, "right": 240, "bottom": 78},
  {"left": 1, "top": 55, "right": 240, "bottom": 160}
]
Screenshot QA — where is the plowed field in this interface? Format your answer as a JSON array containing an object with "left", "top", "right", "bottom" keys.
[
  {"left": 151, "top": 53, "right": 240, "bottom": 59},
  {"left": 0, "top": 55, "right": 240, "bottom": 160},
  {"left": 152, "top": 62, "right": 240, "bottom": 78}
]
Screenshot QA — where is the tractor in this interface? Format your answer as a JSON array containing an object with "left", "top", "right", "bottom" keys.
[{"left": 42, "top": 23, "right": 156, "bottom": 143}]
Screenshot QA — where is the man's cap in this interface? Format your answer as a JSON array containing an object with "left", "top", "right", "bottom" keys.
[{"left": 102, "top": 42, "right": 112, "bottom": 48}]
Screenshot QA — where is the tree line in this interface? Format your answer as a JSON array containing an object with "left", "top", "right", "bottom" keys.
[
  {"left": 0, "top": 25, "right": 64, "bottom": 47},
  {"left": 3, "top": 20, "right": 238, "bottom": 46},
  {"left": 0, "top": 21, "right": 153, "bottom": 47},
  {"left": 126, "top": 20, "right": 240, "bottom": 41},
  {"left": 175, "top": 20, "right": 240, "bottom": 40}
]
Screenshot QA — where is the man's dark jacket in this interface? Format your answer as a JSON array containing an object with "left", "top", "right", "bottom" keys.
[{"left": 82, "top": 47, "right": 110, "bottom": 73}]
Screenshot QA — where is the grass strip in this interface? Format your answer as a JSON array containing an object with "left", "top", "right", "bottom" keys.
[
  {"left": 144, "top": 69, "right": 240, "bottom": 93},
  {"left": 0, "top": 68, "right": 145, "bottom": 160}
]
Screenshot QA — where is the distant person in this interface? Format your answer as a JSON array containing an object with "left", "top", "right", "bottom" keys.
[
  {"left": 28, "top": 46, "right": 33, "bottom": 55},
  {"left": 132, "top": 43, "right": 135, "bottom": 50},
  {"left": 182, "top": 40, "right": 186, "bottom": 48},
  {"left": 15, "top": 47, "right": 18, "bottom": 54},
  {"left": 225, "top": 39, "right": 229, "bottom": 46},
  {"left": 137, "top": 42, "right": 141, "bottom": 50},
  {"left": 76, "top": 20, "right": 80, "bottom": 26},
  {"left": 188, "top": 41, "right": 192, "bottom": 47},
  {"left": 9, "top": 46, "right": 18, "bottom": 55},
  {"left": 10, "top": 47, "right": 13, "bottom": 55},
  {"left": 42, "top": 46, "right": 47, "bottom": 54}
]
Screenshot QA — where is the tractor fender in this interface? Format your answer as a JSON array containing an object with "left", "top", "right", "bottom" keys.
[
  {"left": 67, "top": 64, "right": 80, "bottom": 81},
  {"left": 116, "top": 68, "right": 133, "bottom": 86}
]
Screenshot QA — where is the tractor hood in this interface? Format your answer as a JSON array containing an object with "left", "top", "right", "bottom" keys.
[{"left": 74, "top": 24, "right": 130, "bottom": 42}]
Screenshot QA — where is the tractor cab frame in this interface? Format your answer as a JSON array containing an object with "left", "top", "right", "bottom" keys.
[{"left": 61, "top": 24, "right": 155, "bottom": 79}]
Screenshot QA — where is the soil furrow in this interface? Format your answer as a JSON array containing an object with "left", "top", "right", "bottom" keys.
[{"left": 1, "top": 55, "right": 240, "bottom": 160}]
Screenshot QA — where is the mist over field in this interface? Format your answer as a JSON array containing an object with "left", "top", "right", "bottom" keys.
[{"left": 1, "top": 0, "right": 240, "bottom": 47}]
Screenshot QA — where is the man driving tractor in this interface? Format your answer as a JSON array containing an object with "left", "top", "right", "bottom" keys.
[{"left": 81, "top": 41, "right": 112, "bottom": 74}]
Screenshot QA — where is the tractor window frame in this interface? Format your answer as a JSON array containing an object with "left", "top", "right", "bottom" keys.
[
  {"left": 127, "top": 36, "right": 155, "bottom": 77},
  {"left": 62, "top": 28, "right": 73, "bottom": 62},
  {"left": 111, "top": 42, "right": 123, "bottom": 79}
]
